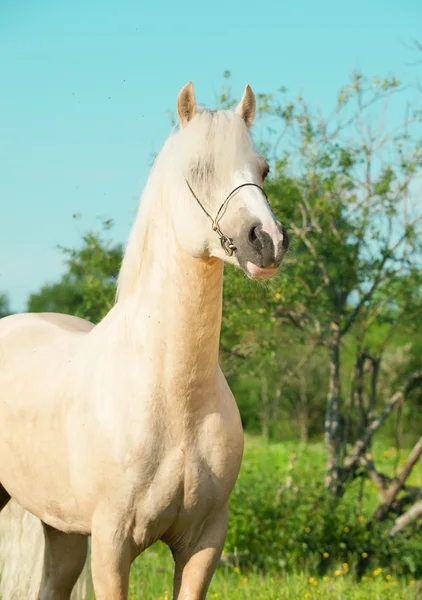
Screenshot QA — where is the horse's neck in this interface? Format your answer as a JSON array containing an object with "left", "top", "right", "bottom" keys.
[{"left": 116, "top": 216, "right": 224, "bottom": 409}]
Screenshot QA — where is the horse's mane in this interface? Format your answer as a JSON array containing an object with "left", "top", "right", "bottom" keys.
[{"left": 115, "top": 108, "right": 254, "bottom": 301}]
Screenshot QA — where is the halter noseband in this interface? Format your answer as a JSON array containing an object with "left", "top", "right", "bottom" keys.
[{"left": 185, "top": 179, "right": 270, "bottom": 257}]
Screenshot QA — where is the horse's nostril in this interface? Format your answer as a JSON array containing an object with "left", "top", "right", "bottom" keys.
[
  {"left": 248, "top": 226, "right": 257, "bottom": 243},
  {"left": 248, "top": 225, "right": 262, "bottom": 250}
]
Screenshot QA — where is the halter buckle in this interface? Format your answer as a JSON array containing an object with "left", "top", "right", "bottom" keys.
[
  {"left": 220, "top": 235, "right": 236, "bottom": 256},
  {"left": 213, "top": 224, "right": 235, "bottom": 256}
]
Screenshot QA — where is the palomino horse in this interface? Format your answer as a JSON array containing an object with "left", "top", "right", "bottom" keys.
[{"left": 0, "top": 82, "right": 288, "bottom": 599}]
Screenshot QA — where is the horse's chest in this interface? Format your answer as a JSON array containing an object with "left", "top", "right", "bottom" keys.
[
  {"left": 133, "top": 434, "right": 242, "bottom": 546},
  {"left": 141, "top": 447, "right": 230, "bottom": 516}
]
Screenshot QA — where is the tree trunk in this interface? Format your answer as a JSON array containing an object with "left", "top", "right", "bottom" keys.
[{"left": 324, "top": 334, "right": 342, "bottom": 495}]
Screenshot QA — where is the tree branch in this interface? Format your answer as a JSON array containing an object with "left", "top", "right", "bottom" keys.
[
  {"left": 340, "top": 212, "right": 422, "bottom": 336},
  {"left": 389, "top": 500, "right": 422, "bottom": 536},
  {"left": 372, "top": 437, "right": 422, "bottom": 522},
  {"left": 344, "top": 390, "right": 404, "bottom": 470},
  {"left": 359, "top": 454, "right": 391, "bottom": 498}
]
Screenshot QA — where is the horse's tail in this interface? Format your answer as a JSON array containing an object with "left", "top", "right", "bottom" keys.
[{"left": 0, "top": 500, "right": 92, "bottom": 599}]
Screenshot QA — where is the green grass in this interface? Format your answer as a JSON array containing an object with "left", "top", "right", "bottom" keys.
[
  {"left": 242, "top": 434, "right": 422, "bottom": 503},
  {"left": 128, "top": 543, "right": 420, "bottom": 599},
  {"left": 126, "top": 435, "right": 422, "bottom": 599}
]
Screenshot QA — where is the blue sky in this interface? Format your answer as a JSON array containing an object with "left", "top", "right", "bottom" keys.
[{"left": 1, "top": 0, "right": 421, "bottom": 311}]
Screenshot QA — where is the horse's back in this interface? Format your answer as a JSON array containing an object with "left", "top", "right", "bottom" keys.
[
  {"left": 0, "top": 311, "right": 93, "bottom": 363},
  {"left": 0, "top": 311, "right": 94, "bottom": 340}
]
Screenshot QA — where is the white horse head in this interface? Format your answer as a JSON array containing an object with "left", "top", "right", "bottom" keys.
[{"left": 145, "top": 82, "right": 289, "bottom": 282}]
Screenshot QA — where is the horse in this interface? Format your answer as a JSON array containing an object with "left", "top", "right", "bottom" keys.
[{"left": 0, "top": 82, "right": 288, "bottom": 599}]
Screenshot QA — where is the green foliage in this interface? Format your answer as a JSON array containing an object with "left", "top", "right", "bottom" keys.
[{"left": 225, "top": 437, "right": 422, "bottom": 578}]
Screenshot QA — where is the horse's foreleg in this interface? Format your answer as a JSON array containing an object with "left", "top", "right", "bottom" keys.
[
  {"left": 90, "top": 516, "right": 134, "bottom": 600},
  {"left": 38, "top": 523, "right": 88, "bottom": 600},
  {"left": 172, "top": 504, "right": 228, "bottom": 600}
]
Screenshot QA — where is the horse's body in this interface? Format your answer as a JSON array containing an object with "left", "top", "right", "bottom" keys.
[
  {"left": 1, "top": 299, "right": 241, "bottom": 534},
  {"left": 0, "top": 83, "right": 287, "bottom": 599}
]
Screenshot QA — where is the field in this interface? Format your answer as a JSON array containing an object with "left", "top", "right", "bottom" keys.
[
  {"left": 127, "top": 436, "right": 422, "bottom": 599},
  {"left": 129, "top": 555, "right": 419, "bottom": 599}
]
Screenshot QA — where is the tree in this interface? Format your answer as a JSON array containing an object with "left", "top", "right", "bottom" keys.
[{"left": 218, "top": 71, "right": 422, "bottom": 498}]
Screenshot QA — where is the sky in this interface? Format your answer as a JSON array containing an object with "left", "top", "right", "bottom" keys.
[{"left": 1, "top": 0, "right": 421, "bottom": 311}]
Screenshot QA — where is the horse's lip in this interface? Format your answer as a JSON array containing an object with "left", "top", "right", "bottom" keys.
[{"left": 246, "top": 262, "right": 279, "bottom": 280}]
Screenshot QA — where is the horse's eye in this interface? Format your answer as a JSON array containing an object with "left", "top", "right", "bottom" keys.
[{"left": 259, "top": 158, "right": 270, "bottom": 181}]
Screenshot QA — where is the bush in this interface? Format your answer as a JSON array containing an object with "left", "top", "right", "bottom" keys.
[{"left": 225, "top": 438, "right": 422, "bottom": 579}]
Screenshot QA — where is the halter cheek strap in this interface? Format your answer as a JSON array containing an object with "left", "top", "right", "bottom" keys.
[{"left": 185, "top": 179, "right": 270, "bottom": 257}]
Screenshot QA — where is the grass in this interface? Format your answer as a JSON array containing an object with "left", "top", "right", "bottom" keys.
[
  {"left": 126, "top": 435, "right": 422, "bottom": 599},
  {"left": 128, "top": 542, "right": 420, "bottom": 599}
]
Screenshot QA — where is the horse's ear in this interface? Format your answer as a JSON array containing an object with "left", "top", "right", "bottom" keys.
[
  {"left": 235, "top": 84, "right": 256, "bottom": 128},
  {"left": 177, "top": 82, "right": 197, "bottom": 128}
]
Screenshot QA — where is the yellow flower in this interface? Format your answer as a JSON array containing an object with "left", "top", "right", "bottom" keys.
[
  {"left": 323, "top": 552, "right": 329, "bottom": 558},
  {"left": 386, "top": 575, "right": 391, "bottom": 581},
  {"left": 308, "top": 577, "right": 318, "bottom": 585},
  {"left": 305, "top": 527, "right": 311, "bottom": 533},
  {"left": 335, "top": 569, "right": 342, "bottom": 576},
  {"left": 343, "top": 527, "right": 349, "bottom": 533},
  {"left": 342, "top": 563, "right": 349, "bottom": 570},
  {"left": 361, "top": 552, "right": 368, "bottom": 558},
  {"left": 358, "top": 515, "right": 365, "bottom": 523},
  {"left": 233, "top": 567, "right": 239, "bottom": 573},
  {"left": 304, "top": 594, "right": 311, "bottom": 599},
  {"left": 410, "top": 580, "right": 415, "bottom": 585},
  {"left": 373, "top": 568, "right": 382, "bottom": 576},
  {"left": 241, "top": 577, "right": 248, "bottom": 583},
  {"left": 212, "top": 594, "right": 219, "bottom": 598}
]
